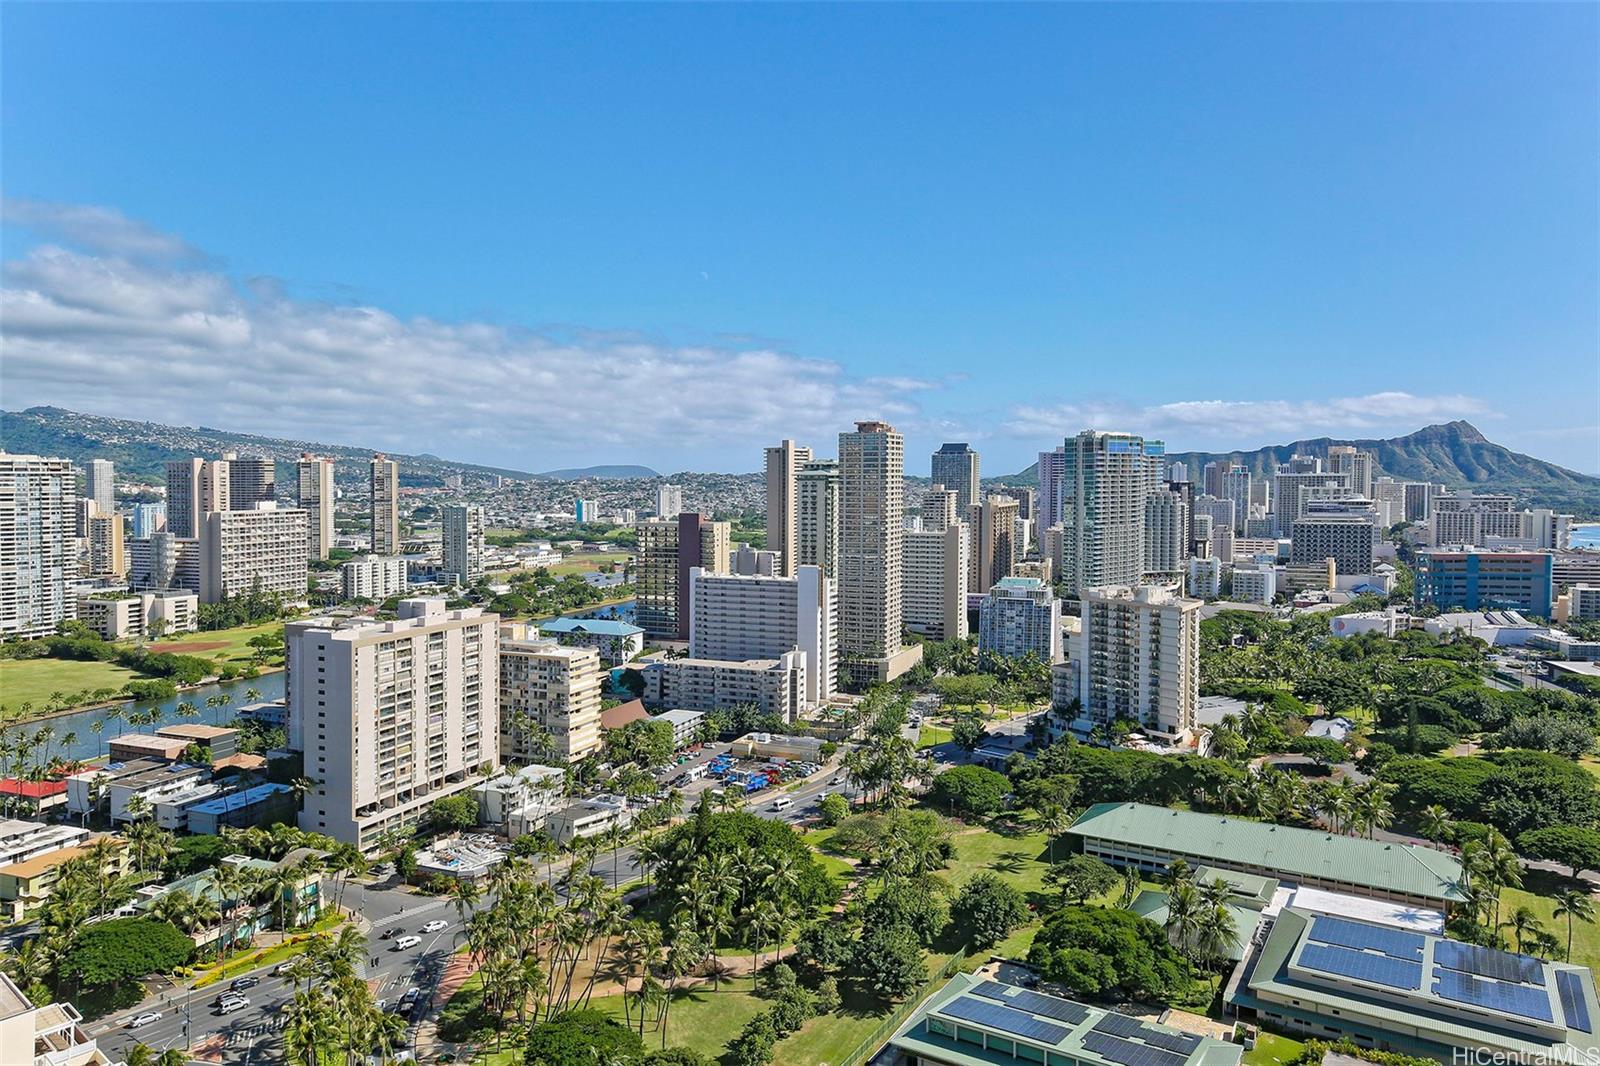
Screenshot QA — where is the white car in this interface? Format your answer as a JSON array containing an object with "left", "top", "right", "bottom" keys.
[
  {"left": 421, "top": 920, "right": 447, "bottom": 933},
  {"left": 127, "top": 1012, "right": 163, "bottom": 1029},
  {"left": 392, "top": 935, "right": 422, "bottom": 950}
]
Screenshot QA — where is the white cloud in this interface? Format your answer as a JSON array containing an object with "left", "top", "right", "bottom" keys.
[
  {"left": 3, "top": 199, "right": 203, "bottom": 262},
  {"left": 0, "top": 204, "right": 937, "bottom": 468},
  {"left": 1006, "top": 392, "right": 1496, "bottom": 446}
]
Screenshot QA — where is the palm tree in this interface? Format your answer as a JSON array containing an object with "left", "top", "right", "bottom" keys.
[
  {"left": 1165, "top": 881, "right": 1201, "bottom": 961},
  {"left": 1119, "top": 865, "right": 1142, "bottom": 908},
  {"left": 1505, "top": 904, "right": 1545, "bottom": 954},
  {"left": 747, "top": 898, "right": 782, "bottom": 991},
  {"left": 1554, "top": 889, "right": 1596, "bottom": 961},
  {"left": 1421, "top": 804, "right": 1451, "bottom": 847},
  {"left": 447, "top": 877, "right": 480, "bottom": 926},
  {"left": 1195, "top": 903, "right": 1240, "bottom": 990},
  {"left": 89, "top": 719, "right": 105, "bottom": 757}
]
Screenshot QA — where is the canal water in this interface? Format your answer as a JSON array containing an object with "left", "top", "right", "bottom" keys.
[
  {"left": 2, "top": 671, "right": 287, "bottom": 769},
  {"left": 2, "top": 599, "right": 637, "bottom": 771}
]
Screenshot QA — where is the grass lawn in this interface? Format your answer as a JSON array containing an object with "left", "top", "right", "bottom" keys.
[
  {"left": 1502, "top": 873, "right": 1600, "bottom": 972},
  {"left": 149, "top": 620, "right": 286, "bottom": 665},
  {"left": 1242, "top": 1030, "right": 1305, "bottom": 1066},
  {"left": 0, "top": 657, "right": 143, "bottom": 717},
  {"left": 917, "top": 724, "right": 953, "bottom": 749},
  {"left": 545, "top": 550, "right": 632, "bottom": 576}
]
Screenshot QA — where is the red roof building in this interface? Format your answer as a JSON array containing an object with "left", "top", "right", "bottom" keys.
[{"left": 599, "top": 699, "right": 651, "bottom": 731}]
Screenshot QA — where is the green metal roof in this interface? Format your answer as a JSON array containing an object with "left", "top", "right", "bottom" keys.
[
  {"left": 1068, "top": 803, "right": 1466, "bottom": 903},
  {"left": 1233, "top": 908, "right": 1600, "bottom": 1059},
  {"left": 1128, "top": 891, "right": 1263, "bottom": 962},
  {"left": 888, "top": 972, "right": 1243, "bottom": 1066}
]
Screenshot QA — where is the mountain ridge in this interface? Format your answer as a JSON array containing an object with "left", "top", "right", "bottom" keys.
[{"left": 995, "top": 421, "right": 1600, "bottom": 517}]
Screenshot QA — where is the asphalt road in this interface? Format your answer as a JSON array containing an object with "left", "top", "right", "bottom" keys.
[{"left": 87, "top": 758, "right": 862, "bottom": 1065}]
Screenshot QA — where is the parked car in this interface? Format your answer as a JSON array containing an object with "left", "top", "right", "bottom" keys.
[{"left": 127, "top": 1012, "right": 163, "bottom": 1029}]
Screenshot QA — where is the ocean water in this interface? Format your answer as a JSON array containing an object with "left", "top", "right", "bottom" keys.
[{"left": 1573, "top": 524, "right": 1600, "bottom": 550}]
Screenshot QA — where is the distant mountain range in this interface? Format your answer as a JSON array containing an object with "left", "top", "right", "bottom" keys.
[
  {"left": 538, "top": 464, "right": 661, "bottom": 479},
  {"left": 997, "top": 421, "right": 1600, "bottom": 517}
]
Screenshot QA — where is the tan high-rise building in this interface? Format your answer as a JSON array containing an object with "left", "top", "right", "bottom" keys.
[
  {"left": 636, "top": 513, "right": 730, "bottom": 641},
  {"left": 165, "top": 458, "right": 204, "bottom": 539},
  {"left": 0, "top": 454, "right": 77, "bottom": 639},
  {"left": 796, "top": 459, "right": 840, "bottom": 575},
  {"left": 297, "top": 454, "right": 336, "bottom": 560},
  {"left": 903, "top": 521, "right": 968, "bottom": 642},
  {"left": 764, "top": 440, "right": 812, "bottom": 577},
  {"left": 225, "top": 452, "right": 276, "bottom": 509},
  {"left": 921, "top": 484, "right": 960, "bottom": 531},
  {"left": 288, "top": 598, "right": 498, "bottom": 849},
  {"left": 499, "top": 622, "right": 604, "bottom": 764},
  {"left": 1075, "top": 584, "right": 1201, "bottom": 740},
  {"left": 969, "top": 495, "right": 1020, "bottom": 595},
  {"left": 370, "top": 454, "right": 399, "bottom": 554},
  {"left": 839, "top": 421, "right": 922, "bottom": 682},
  {"left": 86, "top": 513, "right": 125, "bottom": 580}
]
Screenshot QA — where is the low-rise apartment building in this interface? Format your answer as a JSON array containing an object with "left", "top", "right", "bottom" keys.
[
  {"left": 642, "top": 652, "right": 805, "bottom": 722},
  {"left": 340, "top": 555, "right": 408, "bottom": 600}
]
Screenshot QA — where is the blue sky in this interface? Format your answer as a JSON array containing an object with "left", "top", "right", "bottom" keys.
[{"left": 3, "top": 3, "right": 1596, "bottom": 475}]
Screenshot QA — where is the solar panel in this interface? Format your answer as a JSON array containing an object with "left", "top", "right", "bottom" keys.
[
  {"left": 1308, "top": 915, "right": 1425, "bottom": 961},
  {"left": 1433, "top": 970, "right": 1555, "bottom": 1023},
  {"left": 937, "top": 995, "right": 1072, "bottom": 1045},
  {"left": 971, "top": 981, "right": 1092, "bottom": 1025},
  {"left": 1082, "top": 1031, "right": 1190, "bottom": 1066},
  {"left": 1300, "top": 942, "right": 1423, "bottom": 990},
  {"left": 1433, "top": 939, "right": 1546, "bottom": 986},
  {"left": 1141, "top": 1027, "right": 1203, "bottom": 1054},
  {"left": 1093, "top": 1013, "right": 1148, "bottom": 1039},
  {"left": 973, "top": 981, "right": 1013, "bottom": 1002},
  {"left": 1557, "top": 971, "right": 1592, "bottom": 1033}
]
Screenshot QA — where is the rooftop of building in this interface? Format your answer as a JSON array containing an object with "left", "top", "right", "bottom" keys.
[
  {"left": 1068, "top": 802, "right": 1466, "bottom": 903},
  {"left": 0, "top": 834, "right": 123, "bottom": 879},
  {"left": 536, "top": 616, "right": 644, "bottom": 636},
  {"left": 183, "top": 782, "right": 292, "bottom": 817},
  {"left": 1235, "top": 908, "right": 1600, "bottom": 1057},
  {"left": 108, "top": 734, "right": 191, "bottom": 757},
  {"left": 477, "top": 763, "right": 566, "bottom": 792},
  {"left": 655, "top": 708, "right": 705, "bottom": 726},
  {"left": 0, "top": 778, "right": 68, "bottom": 799},
  {"left": 599, "top": 700, "right": 650, "bottom": 730},
  {"left": 212, "top": 752, "right": 268, "bottom": 772},
  {"left": 891, "top": 973, "right": 1241, "bottom": 1066},
  {"left": 109, "top": 760, "right": 210, "bottom": 790},
  {"left": 155, "top": 723, "right": 236, "bottom": 741},
  {"left": 0, "top": 818, "right": 83, "bottom": 842}
]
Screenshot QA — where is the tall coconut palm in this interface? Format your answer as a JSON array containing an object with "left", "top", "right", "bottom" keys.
[
  {"left": 1505, "top": 904, "right": 1545, "bottom": 954},
  {"left": 1554, "top": 889, "right": 1596, "bottom": 961},
  {"left": 1421, "top": 804, "right": 1452, "bottom": 847}
]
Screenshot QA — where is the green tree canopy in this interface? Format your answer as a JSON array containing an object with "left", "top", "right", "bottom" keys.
[
  {"left": 930, "top": 765, "right": 1011, "bottom": 817},
  {"left": 522, "top": 1008, "right": 644, "bottom": 1066},
  {"left": 60, "top": 918, "right": 193, "bottom": 987},
  {"left": 1518, "top": 825, "right": 1600, "bottom": 878},
  {"left": 1027, "top": 906, "right": 1196, "bottom": 1003},
  {"left": 952, "top": 872, "right": 1030, "bottom": 949}
]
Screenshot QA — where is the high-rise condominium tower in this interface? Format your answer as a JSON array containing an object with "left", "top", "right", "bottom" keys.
[
  {"left": 297, "top": 454, "right": 336, "bottom": 560},
  {"left": 499, "top": 621, "right": 604, "bottom": 764},
  {"left": 839, "top": 422, "right": 921, "bottom": 681},
  {"left": 87, "top": 512, "right": 126, "bottom": 579},
  {"left": 370, "top": 454, "right": 400, "bottom": 554},
  {"left": 288, "top": 598, "right": 498, "bottom": 848},
  {"left": 970, "top": 495, "right": 1020, "bottom": 595},
  {"left": 931, "top": 443, "right": 981, "bottom": 510},
  {"left": 764, "top": 439, "right": 813, "bottom": 576},
  {"left": 0, "top": 453, "right": 77, "bottom": 639},
  {"left": 225, "top": 453, "right": 277, "bottom": 509},
  {"left": 165, "top": 457, "right": 230, "bottom": 538},
  {"left": 84, "top": 458, "right": 115, "bottom": 518},
  {"left": 1076, "top": 584, "right": 1201, "bottom": 739},
  {"left": 1035, "top": 446, "right": 1068, "bottom": 543},
  {"left": 200, "top": 504, "right": 309, "bottom": 604},
  {"left": 655, "top": 483, "right": 683, "bottom": 519},
  {"left": 636, "top": 513, "right": 731, "bottom": 641},
  {"left": 1326, "top": 445, "right": 1375, "bottom": 499},
  {"left": 796, "top": 459, "right": 840, "bottom": 575},
  {"left": 1057, "top": 430, "right": 1164, "bottom": 597},
  {"left": 442, "top": 504, "right": 485, "bottom": 585}
]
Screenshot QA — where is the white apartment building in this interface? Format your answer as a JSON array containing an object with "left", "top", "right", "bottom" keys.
[
  {"left": 839, "top": 422, "right": 922, "bottom": 682},
  {"left": 297, "top": 454, "right": 336, "bottom": 560},
  {"left": 1326, "top": 446, "right": 1375, "bottom": 498},
  {"left": 288, "top": 598, "right": 498, "bottom": 849},
  {"left": 642, "top": 652, "right": 804, "bottom": 721},
  {"left": 499, "top": 621, "right": 604, "bottom": 764},
  {"left": 0, "top": 454, "right": 77, "bottom": 639},
  {"left": 128, "top": 531, "right": 202, "bottom": 593},
  {"left": 688, "top": 564, "right": 837, "bottom": 705},
  {"left": 83, "top": 458, "right": 115, "bottom": 517},
  {"left": 979, "top": 577, "right": 1063, "bottom": 662},
  {"left": 200, "top": 502, "right": 309, "bottom": 603},
  {"left": 75, "top": 590, "right": 199, "bottom": 640},
  {"left": 1561, "top": 585, "right": 1600, "bottom": 622},
  {"left": 795, "top": 459, "right": 840, "bottom": 575},
  {"left": 655, "top": 483, "right": 683, "bottom": 518},
  {"left": 341, "top": 555, "right": 409, "bottom": 600},
  {"left": 1272, "top": 466, "right": 1350, "bottom": 536},
  {"left": 1075, "top": 584, "right": 1201, "bottom": 740},
  {"left": 1143, "top": 488, "right": 1189, "bottom": 581},
  {"left": 1291, "top": 512, "right": 1378, "bottom": 576},
  {"left": 0, "top": 820, "right": 89, "bottom": 869},
  {"left": 1187, "top": 556, "right": 1222, "bottom": 599},
  {"left": 1231, "top": 564, "right": 1278, "bottom": 605},
  {"left": 370, "top": 454, "right": 400, "bottom": 555},
  {"left": 903, "top": 522, "right": 969, "bottom": 642},
  {"left": 442, "top": 504, "right": 485, "bottom": 585},
  {"left": 1057, "top": 431, "right": 1165, "bottom": 596},
  {"left": 474, "top": 764, "right": 566, "bottom": 838}
]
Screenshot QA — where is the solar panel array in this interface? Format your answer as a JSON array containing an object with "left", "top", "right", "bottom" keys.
[
  {"left": 1091, "top": 1010, "right": 1202, "bottom": 1054},
  {"left": 1308, "top": 916, "right": 1425, "bottom": 961},
  {"left": 1300, "top": 942, "right": 1423, "bottom": 990},
  {"left": 1082, "top": 1031, "right": 1190, "bottom": 1066},
  {"left": 1433, "top": 970, "right": 1555, "bottom": 1023},
  {"left": 1433, "top": 939, "right": 1546, "bottom": 986},
  {"left": 1557, "top": 971, "right": 1592, "bottom": 1034},
  {"left": 937, "top": 995, "right": 1072, "bottom": 1045},
  {"left": 1093, "top": 1014, "right": 1148, "bottom": 1040},
  {"left": 1006, "top": 988, "right": 1093, "bottom": 1025}
]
